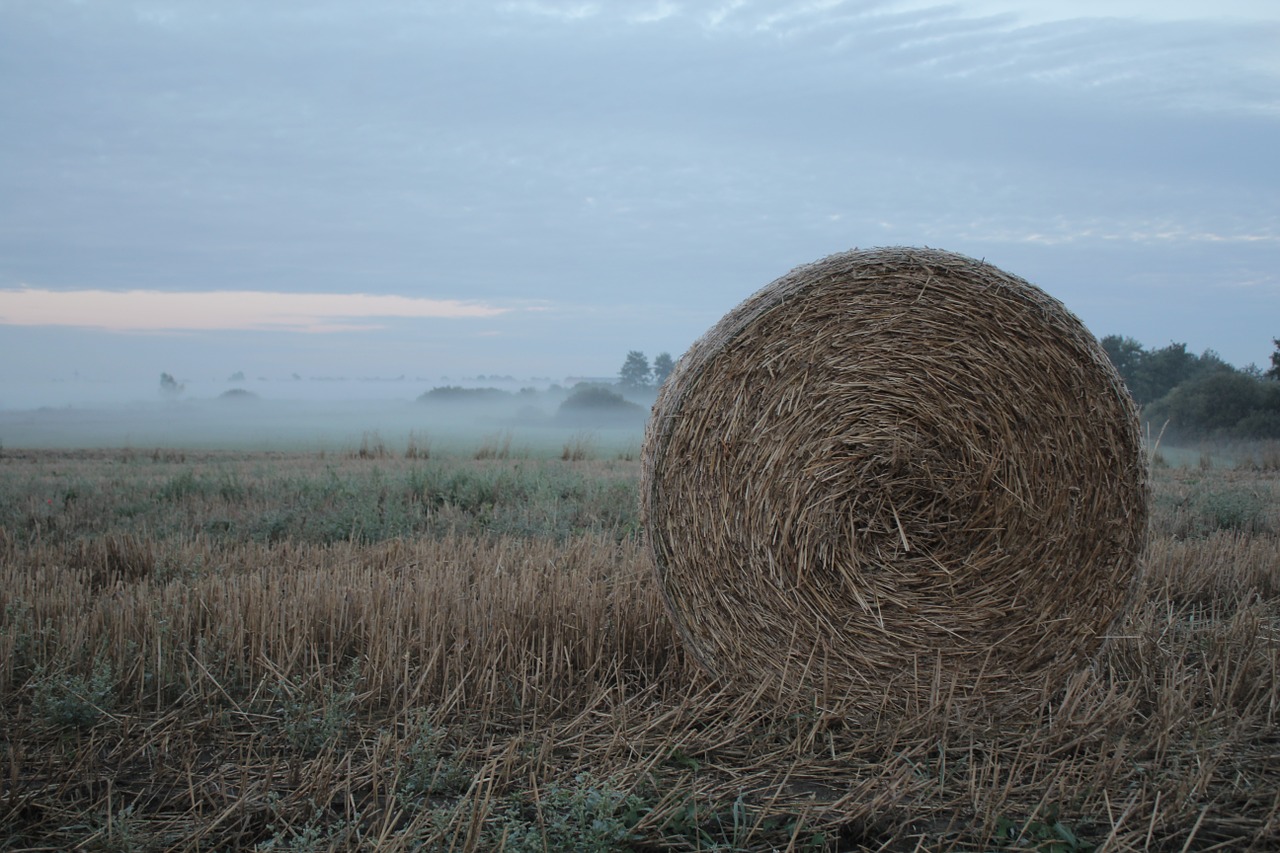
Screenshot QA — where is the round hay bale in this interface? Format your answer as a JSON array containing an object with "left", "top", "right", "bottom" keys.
[{"left": 642, "top": 247, "right": 1147, "bottom": 708}]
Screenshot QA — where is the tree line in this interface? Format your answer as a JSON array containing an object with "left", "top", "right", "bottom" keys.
[
  {"left": 621, "top": 339, "right": 1280, "bottom": 439},
  {"left": 617, "top": 351, "right": 675, "bottom": 391},
  {"left": 1102, "top": 336, "right": 1280, "bottom": 439}
]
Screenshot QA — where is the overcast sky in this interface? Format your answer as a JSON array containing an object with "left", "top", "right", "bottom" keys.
[{"left": 1, "top": 0, "right": 1276, "bottom": 405}]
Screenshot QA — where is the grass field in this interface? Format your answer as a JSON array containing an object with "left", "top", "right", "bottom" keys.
[{"left": 1, "top": 439, "right": 1277, "bottom": 851}]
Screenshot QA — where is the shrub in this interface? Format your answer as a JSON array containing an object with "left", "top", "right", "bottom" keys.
[
  {"left": 418, "top": 386, "right": 511, "bottom": 403},
  {"left": 556, "top": 385, "right": 645, "bottom": 426},
  {"left": 1146, "top": 372, "right": 1280, "bottom": 439}
]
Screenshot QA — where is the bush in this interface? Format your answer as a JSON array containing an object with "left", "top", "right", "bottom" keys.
[
  {"left": 1236, "top": 408, "right": 1280, "bottom": 440},
  {"left": 1102, "top": 337, "right": 1233, "bottom": 405},
  {"left": 555, "top": 385, "right": 645, "bottom": 426},
  {"left": 1147, "top": 373, "right": 1280, "bottom": 439},
  {"left": 418, "top": 386, "right": 511, "bottom": 403}
]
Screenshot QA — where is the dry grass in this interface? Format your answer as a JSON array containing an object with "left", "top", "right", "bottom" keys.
[
  {"left": 562, "top": 432, "right": 598, "bottom": 462},
  {"left": 0, "top": 448, "right": 1277, "bottom": 850},
  {"left": 643, "top": 248, "right": 1148, "bottom": 711},
  {"left": 474, "top": 431, "right": 515, "bottom": 461}
]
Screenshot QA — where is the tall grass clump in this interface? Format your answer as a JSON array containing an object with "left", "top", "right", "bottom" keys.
[
  {"left": 561, "top": 431, "right": 597, "bottom": 462},
  {"left": 473, "top": 430, "right": 514, "bottom": 460},
  {"left": 404, "top": 429, "right": 431, "bottom": 460},
  {"left": 351, "top": 430, "right": 388, "bottom": 459}
]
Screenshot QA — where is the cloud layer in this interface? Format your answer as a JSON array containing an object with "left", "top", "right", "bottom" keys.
[{"left": 0, "top": 289, "right": 510, "bottom": 332}]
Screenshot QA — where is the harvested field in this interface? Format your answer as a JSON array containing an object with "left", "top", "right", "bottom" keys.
[{"left": 0, "top": 445, "right": 1277, "bottom": 850}]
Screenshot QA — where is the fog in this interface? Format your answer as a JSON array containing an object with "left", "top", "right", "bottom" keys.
[
  {"left": 0, "top": 372, "right": 573, "bottom": 409},
  {"left": 0, "top": 377, "right": 651, "bottom": 455}
]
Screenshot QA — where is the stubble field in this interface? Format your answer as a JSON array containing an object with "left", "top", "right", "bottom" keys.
[{"left": 1, "top": 441, "right": 1277, "bottom": 851}]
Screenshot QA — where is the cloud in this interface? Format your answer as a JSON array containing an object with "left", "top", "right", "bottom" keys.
[
  {"left": 671, "top": 0, "right": 1279, "bottom": 115},
  {"left": 627, "top": 2, "right": 681, "bottom": 24},
  {"left": 887, "top": 0, "right": 1280, "bottom": 26},
  {"left": 706, "top": 0, "right": 749, "bottom": 28},
  {"left": 0, "top": 289, "right": 512, "bottom": 333},
  {"left": 753, "top": 0, "right": 874, "bottom": 33},
  {"left": 500, "top": 1, "right": 600, "bottom": 20},
  {"left": 943, "top": 215, "right": 1280, "bottom": 248}
]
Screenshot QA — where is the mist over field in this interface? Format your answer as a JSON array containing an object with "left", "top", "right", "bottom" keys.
[{"left": 0, "top": 374, "right": 650, "bottom": 453}]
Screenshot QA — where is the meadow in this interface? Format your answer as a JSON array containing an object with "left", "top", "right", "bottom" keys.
[{"left": 0, "top": 438, "right": 1277, "bottom": 851}]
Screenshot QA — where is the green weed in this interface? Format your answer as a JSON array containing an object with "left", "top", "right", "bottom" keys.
[
  {"left": 256, "top": 798, "right": 362, "bottom": 853},
  {"left": 31, "top": 658, "right": 116, "bottom": 729},
  {"left": 267, "top": 671, "right": 358, "bottom": 757},
  {"left": 994, "top": 804, "right": 1094, "bottom": 852},
  {"left": 398, "top": 714, "right": 471, "bottom": 800},
  {"left": 486, "top": 774, "right": 648, "bottom": 852}
]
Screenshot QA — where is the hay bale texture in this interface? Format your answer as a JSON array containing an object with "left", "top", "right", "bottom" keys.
[{"left": 642, "top": 247, "right": 1147, "bottom": 707}]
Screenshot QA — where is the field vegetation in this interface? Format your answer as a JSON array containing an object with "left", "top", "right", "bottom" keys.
[{"left": 1, "top": 439, "right": 1278, "bottom": 850}]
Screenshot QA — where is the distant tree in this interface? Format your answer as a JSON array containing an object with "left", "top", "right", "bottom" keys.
[
  {"left": 228, "top": 371, "right": 245, "bottom": 382},
  {"left": 652, "top": 352, "right": 675, "bottom": 387},
  {"left": 1268, "top": 338, "right": 1280, "bottom": 381},
  {"left": 619, "top": 351, "right": 652, "bottom": 390},
  {"left": 1101, "top": 335, "right": 1142, "bottom": 377},
  {"left": 1101, "top": 335, "right": 1146, "bottom": 398},
  {"left": 1138, "top": 342, "right": 1198, "bottom": 404},
  {"left": 159, "top": 372, "right": 183, "bottom": 396},
  {"left": 1102, "top": 338, "right": 1237, "bottom": 405},
  {"left": 1195, "top": 349, "right": 1235, "bottom": 375}
]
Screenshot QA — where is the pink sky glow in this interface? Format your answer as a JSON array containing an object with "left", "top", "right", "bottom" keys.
[{"left": 0, "top": 288, "right": 511, "bottom": 333}]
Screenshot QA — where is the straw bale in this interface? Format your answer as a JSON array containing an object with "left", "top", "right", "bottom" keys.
[{"left": 641, "top": 247, "right": 1147, "bottom": 708}]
